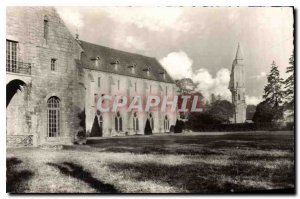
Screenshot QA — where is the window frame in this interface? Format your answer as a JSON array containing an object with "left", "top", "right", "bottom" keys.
[
  {"left": 47, "top": 96, "right": 60, "bottom": 138},
  {"left": 44, "top": 15, "right": 49, "bottom": 41},
  {"left": 51, "top": 58, "right": 56, "bottom": 71},
  {"left": 6, "top": 40, "right": 18, "bottom": 73}
]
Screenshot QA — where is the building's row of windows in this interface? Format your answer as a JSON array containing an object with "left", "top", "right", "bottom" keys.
[
  {"left": 96, "top": 76, "right": 171, "bottom": 94},
  {"left": 47, "top": 96, "right": 171, "bottom": 138},
  {"left": 113, "top": 112, "right": 169, "bottom": 132}
]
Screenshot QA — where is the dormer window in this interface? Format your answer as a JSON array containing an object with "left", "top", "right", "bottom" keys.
[
  {"left": 128, "top": 63, "right": 136, "bottom": 73},
  {"left": 110, "top": 57, "right": 119, "bottom": 70},
  {"left": 96, "top": 56, "right": 100, "bottom": 67},
  {"left": 160, "top": 71, "right": 166, "bottom": 79},
  {"left": 143, "top": 66, "right": 151, "bottom": 76},
  {"left": 90, "top": 56, "right": 101, "bottom": 67}
]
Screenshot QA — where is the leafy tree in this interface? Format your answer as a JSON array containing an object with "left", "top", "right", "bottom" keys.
[
  {"left": 284, "top": 54, "right": 294, "bottom": 110},
  {"left": 246, "top": 105, "right": 256, "bottom": 121},
  {"left": 208, "top": 100, "right": 234, "bottom": 123},
  {"left": 175, "top": 78, "right": 197, "bottom": 94},
  {"left": 253, "top": 101, "right": 275, "bottom": 123},
  {"left": 263, "top": 61, "right": 284, "bottom": 120}
]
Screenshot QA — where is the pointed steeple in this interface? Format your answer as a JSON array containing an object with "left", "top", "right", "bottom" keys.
[{"left": 235, "top": 42, "right": 243, "bottom": 60}]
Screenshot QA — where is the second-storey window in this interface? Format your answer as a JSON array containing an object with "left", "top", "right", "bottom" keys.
[
  {"left": 44, "top": 15, "right": 49, "bottom": 40},
  {"left": 51, "top": 59, "right": 56, "bottom": 71},
  {"left": 6, "top": 40, "right": 17, "bottom": 72}
]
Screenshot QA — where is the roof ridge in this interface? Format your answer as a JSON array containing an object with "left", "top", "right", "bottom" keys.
[{"left": 79, "top": 40, "right": 156, "bottom": 60}]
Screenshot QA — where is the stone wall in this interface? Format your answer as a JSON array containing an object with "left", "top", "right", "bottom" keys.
[
  {"left": 6, "top": 7, "right": 83, "bottom": 146},
  {"left": 83, "top": 68, "right": 177, "bottom": 136}
]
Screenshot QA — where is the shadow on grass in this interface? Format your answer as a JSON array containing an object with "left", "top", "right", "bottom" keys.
[
  {"left": 107, "top": 161, "right": 294, "bottom": 193},
  {"left": 47, "top": 162, "right": 119, "bottom": 193},
  {"left": 7, "top": 157, "right": 34, "bottom": 193},
  {"left": 81, "top": 132, "right": 294, "bottom": 155}
]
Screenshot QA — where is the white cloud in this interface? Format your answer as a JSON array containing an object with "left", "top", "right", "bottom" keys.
[
  {"left": 160, "top": 51, "right": 232, "bottom": 101},
  {"left": 105, "top": 7, "right": 190, "bottom": 32},
  {"left": 193, "top": 68, "right": 232, "bottom": 101},
  {"left": 56, "top": 7, "right": 84, "bottom": 28},
  {"left": 123, "top": 36, "right": 147, "bottom": 51},
  {"left": 114, "top": 35, "right": 147, "bottom": 51},
  {"left": 159, "top": 51, "right": 193, "bottom": 79},
  {"left": 250, "top": 71, "right": 267, "bottom": 80},
  {"left": 245, "top": 95, "right": 262, "bottom": 105}
]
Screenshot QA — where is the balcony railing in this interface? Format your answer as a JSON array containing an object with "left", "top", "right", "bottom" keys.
[{"left": 6, "top": 61, "right": 32, "bottom": 75}]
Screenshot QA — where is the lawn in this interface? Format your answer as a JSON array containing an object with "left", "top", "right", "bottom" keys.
[{"left": 6, "top": 131, "right": 295, "bottom": 193}]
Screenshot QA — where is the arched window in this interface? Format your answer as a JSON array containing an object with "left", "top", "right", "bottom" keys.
[
  {"left": 238, "top": 94, "right": 240, "bottom": 100},
  {"left": 47, "top": 96, "right": 60, "bottom": 137},
  {"left": 149, "top": 113, "right": 154, "bottom": 130},
  {"left": 115, "top": 111, "right": 122, "bottom": 132},
  {"left": 164, "top": 115, "right": 169, "bottom": 131},
  {"left": 133, "top": 112, "right": 139, "bottom": 132}
]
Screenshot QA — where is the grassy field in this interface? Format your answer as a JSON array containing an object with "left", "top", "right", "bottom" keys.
[{"left": 7, "top": 131, "right": 294, "bottom": 193}]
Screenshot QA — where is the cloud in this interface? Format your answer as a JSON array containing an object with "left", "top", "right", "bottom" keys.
[
  {"left": 56, "top": 7, "right": 84, "bottom": 28},
  {"left": 114, "top": 35, "right": 147, "bottom": 52},
  {"left": 250, "top": 71, "right": 267, "bottom": 80},
  {"left": 160, "top": 51, "right": 231, "bottom": 101},
  {"left": 123, "top": 36, "right": 147, "bottom": 51},
  {"left": 193, "top": 68, "right": 232, "bottom": 101},
  {"left": 105, "top": 7, "right": 190, "bottom": 32},
  {"left": 246, "top": 95, "right": 262, "bottom": 105},
  {"left": 159, "top": 51, "right": 193, "bottom": 79}
]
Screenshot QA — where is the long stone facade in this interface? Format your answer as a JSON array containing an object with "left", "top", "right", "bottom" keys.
[{"left": 6, "top": 7, "right": 177, "bottom": 147}]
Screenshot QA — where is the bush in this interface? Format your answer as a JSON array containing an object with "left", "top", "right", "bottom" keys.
[
  {"left": 144, "top": 119, "right": 152, "bottom": 135},
  {"left": 174, "top": 120, "right": 184, "bottom": 133}
]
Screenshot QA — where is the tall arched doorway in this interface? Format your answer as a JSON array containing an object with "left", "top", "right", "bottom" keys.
[
  {"left": 133, "top": 112, "right": 139, "bottom": 134},
  {"left": 115, "top": 111, "right": 122, "bottom": 133},
  {"left": 164, "top": 115, "right": 170, "bottom": 132},
  {"left": 6, "top": 79, "right": 28, "bottom": 135}
]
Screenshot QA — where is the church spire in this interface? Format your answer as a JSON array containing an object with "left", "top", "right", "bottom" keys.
[{"left": 235, "top": 42, "right": 243, "bottom": 60}]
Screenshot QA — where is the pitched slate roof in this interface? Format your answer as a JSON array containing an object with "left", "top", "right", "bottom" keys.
[{"left": 77, "top": 40, "right": 174, "bottom": 84}]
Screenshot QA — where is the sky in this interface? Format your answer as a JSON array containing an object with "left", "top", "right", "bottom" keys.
[{"left": 56, "top": 7, "right": 294, "bottom": 105}]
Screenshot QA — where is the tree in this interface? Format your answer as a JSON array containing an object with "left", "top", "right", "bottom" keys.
[
  {"left": 246, "top": 105, "right": 256, "bottom": 121},
  {"left": 175, "top": 78, "right": 197, "bottom": 94},
  {"left": 263, "top": 61, "right": 284, "bottom": 120},
  {"left": 284, "top": 54, "right": 294, "bottom": 110},
  {"left": 253, "top": 101, "right": 275, "bottom": 123},
  {"left": 208, "top": 100, "right": 234, "bottom": 123}
]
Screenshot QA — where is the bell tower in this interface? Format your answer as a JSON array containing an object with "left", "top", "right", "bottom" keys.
[{"left": 229, "top": 43, "right": 246, "bottom": 123}]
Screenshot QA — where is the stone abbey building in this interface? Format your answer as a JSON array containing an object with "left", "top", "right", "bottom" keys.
[{"left": 6, "top": 7, "right": 177, "bottom": 147}]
